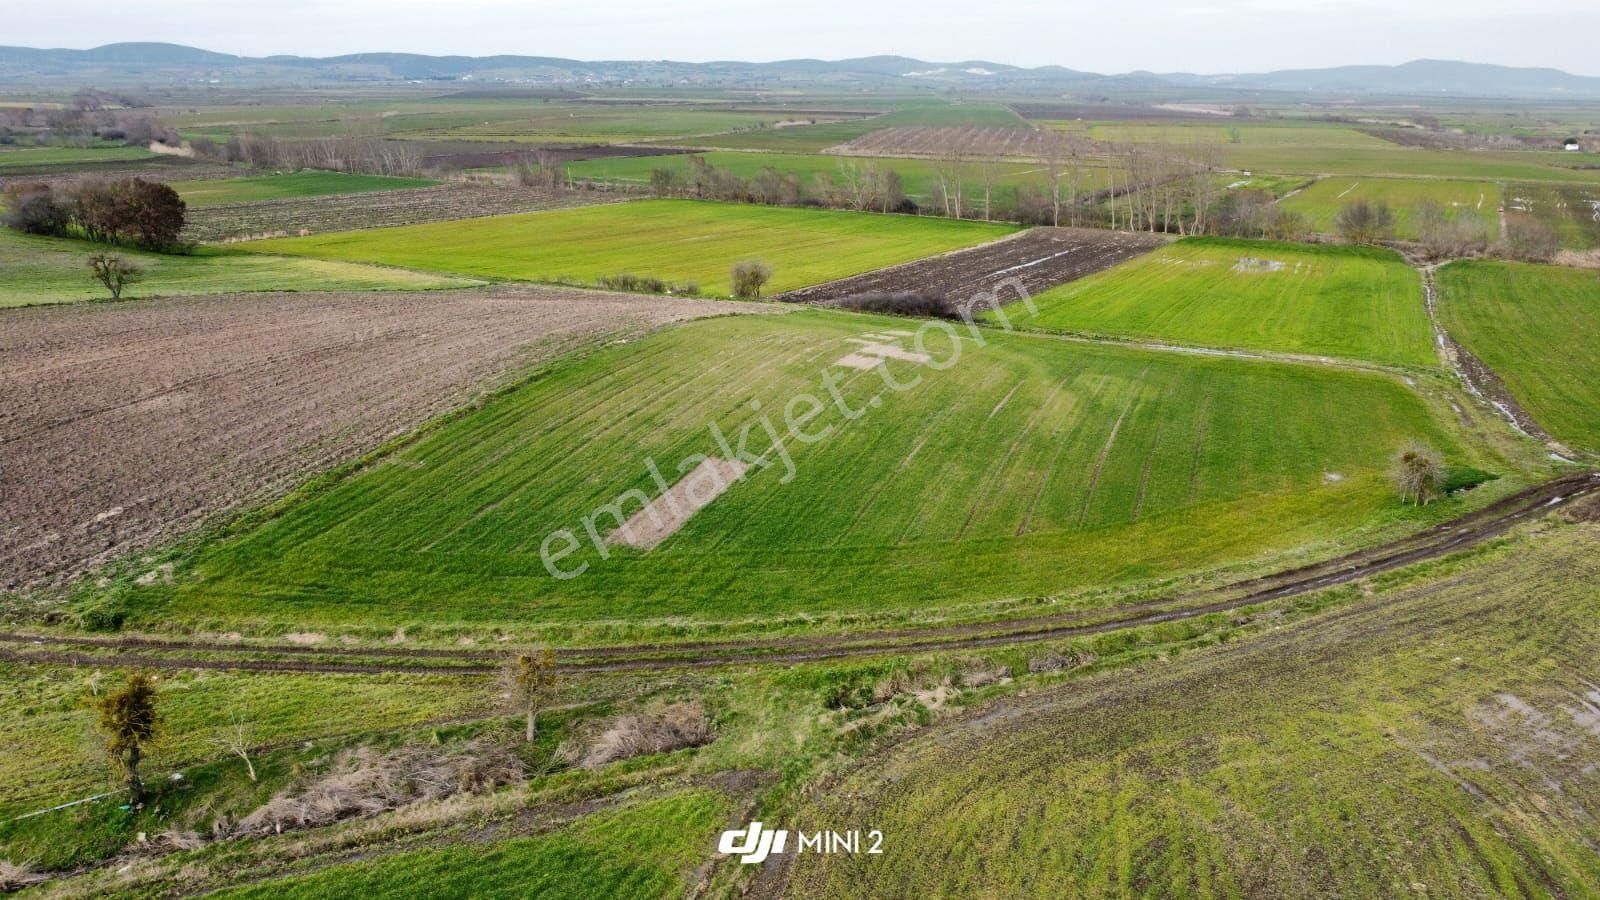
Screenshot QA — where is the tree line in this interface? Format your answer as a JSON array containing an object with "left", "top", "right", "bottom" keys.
[{"left": 3, "top": 178, "right": 187, "bottom": 251}]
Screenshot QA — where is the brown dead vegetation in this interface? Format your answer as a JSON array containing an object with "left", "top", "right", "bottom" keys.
[
  {"left": 566, "top": 701, "right": 715, "bottom": 769},
  {"left": 224, "top": 739, "right": 523, "bottom": 839}
]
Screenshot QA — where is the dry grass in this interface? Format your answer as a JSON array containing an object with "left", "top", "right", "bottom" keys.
[
  {"left": 0, "top": 859, "right": 47, "bottom": 890},
  {"left": 569, "top": 702, "right": 715, "bottom": 769},
  {"left": 226, "top": 739, "right": 523, "bottom": 838}
]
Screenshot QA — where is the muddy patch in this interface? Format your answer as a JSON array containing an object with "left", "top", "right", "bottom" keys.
[{"left": 1232, "top": 257, "right": 1287, "bottom": 274}]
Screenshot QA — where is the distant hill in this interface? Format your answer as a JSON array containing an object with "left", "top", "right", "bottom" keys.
[
  {"left": 1161, "top": 59, "right": 1600, "bottom": 97},
  {"left": 2, "top": 43, "right": 1598, "bottom": 98}
]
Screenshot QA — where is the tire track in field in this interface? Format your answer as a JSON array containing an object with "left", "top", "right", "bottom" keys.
[
  {"left": 1076, "top": 367, "right": 1149, "bottom": 527},
  {"left": 6, "top": 472, "right": 1594, "bottom": 678},
  {"left": 956, "top": 374, "right": 1071, "bottom": 540},
  {"left": 1015, "top": 366, "right": 1098, "bottom": 536}
]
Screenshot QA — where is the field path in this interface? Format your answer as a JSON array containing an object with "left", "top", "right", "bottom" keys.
[{"left": 1416, "top": 260, "right": 1572, "bottom": 457}]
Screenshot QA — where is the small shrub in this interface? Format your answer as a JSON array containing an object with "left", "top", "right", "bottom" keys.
[
  {"left": 1497, "top": 218, "right": 1560, "bottom": 263},
  {"left": 827, "top": 291, "right": 960, "bottom": 319},
  {"left": 1393, "top": 443, "right": 1447, "bottom": 506},
  {"left": 730, "top": 259, "right": 774, "bottom": 298},
  {"left": 597, "top": 273, "right": 668, "bottom": 294},
  {"left": 1334, "top": 199, "right": 1396, "bottom": 244}
]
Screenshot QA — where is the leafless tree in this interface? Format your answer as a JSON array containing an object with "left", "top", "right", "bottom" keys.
[
  {"left": 87, "top": 254, "right": 141, "bottom": 301},
  {"left": 210, "top": 705, "right": 257, "bottom": 782}
]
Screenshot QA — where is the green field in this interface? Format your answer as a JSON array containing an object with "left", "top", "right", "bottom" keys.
[
  {"left": 697, "top": 101, "right": 1027, "bottom": 152},
  {"left": 0, "top": 144, "right": 155, "bottom": 169},
  {"left": 128, "top": 310, "right": 1479, "bottom": 631},
  {"left": 171, "top": 170, "right": 437, "bottom": 207},
  {"left": 244, "top": 199, "right": 1017, "bottom": 295},
  {"left": 404, "top": 104, "right": 794, "bottom": 144},
  {"left": 1506, "top": 182, "right": 1600, "bottom": 250},
  {"left": 0, "top": 664, "right": 480, "bottom": 822},
  {"left": 999, "top": 238, "right": 1436, "bottom": 367},
  {"left": 562, "top": 151, "right": 1113, "bottom": 203},
  {"left": 0, "top": 228, "right": 472, "bottom": 308},
  {"left": 1075, "top": 122, "right": 1394, "bottom": 149},
  {"left": 787, "top": 525, "right": 1600, "bottom": 897},
  {"left": 212, "top": 790, "right": 732, "bottom": 899},
  {"left": 1217, "top": 145, "right": 1600, "bottom": 183},
  {"left": 1280, "top": 176, "right": 1502, "bottom": 239},
  {"left": 1436, "top": 259, "right": 1600, "bottom": 452}
]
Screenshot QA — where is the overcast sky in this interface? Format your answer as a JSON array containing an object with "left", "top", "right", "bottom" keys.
[{"left": 8, "top": 0, "right": 1600, "bottom": 77}]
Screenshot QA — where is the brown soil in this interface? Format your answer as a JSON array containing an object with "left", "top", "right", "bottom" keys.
[
  {"left": 184, "top": 183, "right": 619, "bottom": 243},
  {"left": 0, "top": 286, "right": 765, "bottom": 588},
  {"left": 777, "top": 227, "right": 1168, "bottom": 311}
]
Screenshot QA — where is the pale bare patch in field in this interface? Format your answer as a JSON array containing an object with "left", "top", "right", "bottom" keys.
[
  {"left": 606, "top": 458, "right": 750, "bottom": 551},
  {"left": 833, "top": 335, "right": 933, "bottom": 370}
]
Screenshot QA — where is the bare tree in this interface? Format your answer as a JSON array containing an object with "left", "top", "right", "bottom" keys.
[
  {"left": 1043, "top": 134, "right": 1069, "bottom": 227},
  {"left": 87, "top": 254, "right": 141, "bottom": 301},
  {"left": 1334, "top": 200, "right": 1396, "bottom": 244},
  {"left": 1497, "top": 218, "right": 1560, "bottom": 262},
  {"left": 210, "top": 705, "right": 257, "bottom": 782},
  {"left": 500, "top": 650, "right": 558, "bottom": 743}
]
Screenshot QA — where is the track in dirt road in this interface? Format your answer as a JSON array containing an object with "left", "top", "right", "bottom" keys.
[{"left": 3, "top": 471, "right": 1594, "bottom": 678}]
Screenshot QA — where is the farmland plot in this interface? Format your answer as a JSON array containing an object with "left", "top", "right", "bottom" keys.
[
  {"left": 1504, "top": 182, "right": 1600, "bottom": 250},
  {"left": 0, "top": 144, "right": 155, "bottom": 170},
  {"left": 183, "top": 183, "right": 617, "bottom": 243},
  {"left": 1435, "top": 259, "right": 1600, "bottom": 451},
  {"left": 170, "top": 170, "right": 437, "bottom": 207},
  {"left": 140, "top": 311, "right": 1475, "bottom": 629},
  {"left": 0, "top": 228, "right": 469, "bottom": 308},
  {"left": 785, "top": 524, "right": 1600, "bottom": 898},
  {"left": 243, "top": 200, "right": 1019, "bottom": 295},
  {"left": 561, "top": 151, "right": 1111, "bottom": 204},
  {"left": 1003, "top": 238, "right": 1436, "bottom": 367},
  {"left": 778, "top": 227, "right": 1168, "bottom": 308},
  {"left": 0, "top": 287, "right": 767, "bottom": 587},
  {"left": 1280, "top": 176, "right": 1501, "bottom": 239},
  {"left": 700, "top": 101, "right": 1025, "bottom": 152},
  {"left": 832, "top": 126, "right": 1083, "bottom": 160}
]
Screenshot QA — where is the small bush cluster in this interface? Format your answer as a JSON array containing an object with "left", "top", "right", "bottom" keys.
[
  {"left": 827, "top": 291, "right": 961, "bottom": 320},
  {"left": 595, "top": 273, "right": 701, "bottom": 295}
]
